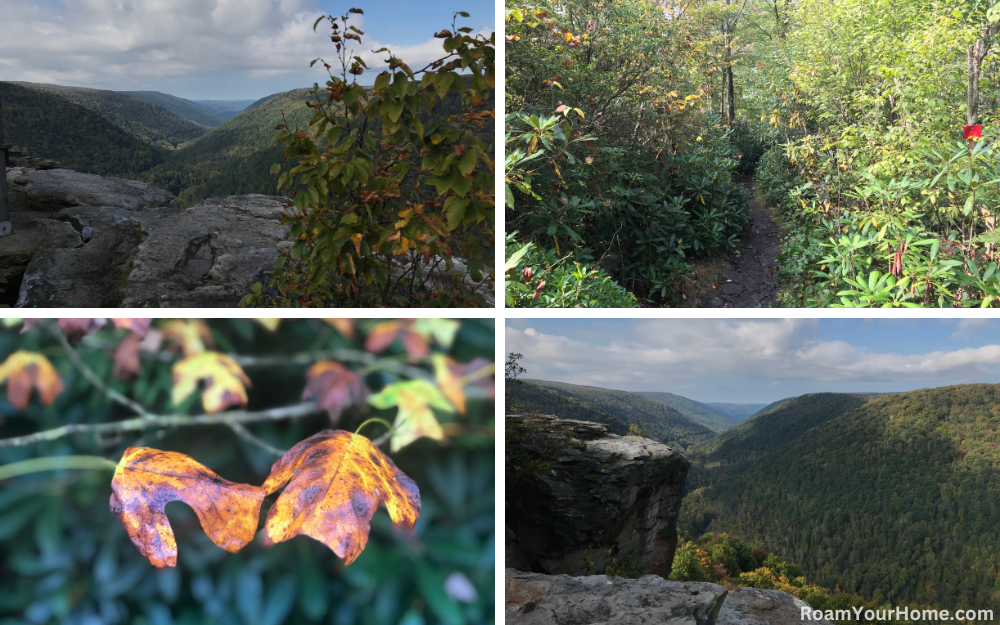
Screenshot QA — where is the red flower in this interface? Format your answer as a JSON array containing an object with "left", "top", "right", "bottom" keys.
[
  {"left": 964, "top": 125, "right": 982, "bottom": 140},
  {"left": 522, "top": 267, "right": 533, "bottom": 280}
]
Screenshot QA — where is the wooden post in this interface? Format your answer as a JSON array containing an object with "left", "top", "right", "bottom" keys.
[{"left": 0, "top": 92, "right": 10, "bottom": 236}]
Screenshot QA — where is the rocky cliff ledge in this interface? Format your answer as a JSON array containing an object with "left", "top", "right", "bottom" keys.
[
  {"left": 505, "top": 413, "right": 689, "bottom": 577},
  {"left": 2, "top": 166, "right": 493, "bottom": 307}
]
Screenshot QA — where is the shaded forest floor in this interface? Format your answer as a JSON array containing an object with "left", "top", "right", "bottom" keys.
[{"left": 677, "top": 176, "right": 781, "bottom": 308}]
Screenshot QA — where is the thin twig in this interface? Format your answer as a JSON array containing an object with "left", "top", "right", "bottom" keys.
[
  {"left": 0, "top": 455, "right": 118, "bottom": 481},
  {"left": 228, "top": 423, "right": 287, "bottom": 456},
  {"left": 45, "top": 321, "right": 150, "bottom": 417},
  {"left": 0, "top": 402, "right": 319, "bottom": 449}
]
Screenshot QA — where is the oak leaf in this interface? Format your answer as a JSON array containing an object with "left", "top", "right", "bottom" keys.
[
  {"left": 302, "top": 361, "right": 369, "bottom": 424},
  {"left": 172, "top": 352, "right": 251, "bottom": 413},
  {"left": 0, "top": 350, "right": 65, "bottom": 410},
  {"left": 262, "top": 430, "right": 421, "bottom": 564},
  {"left": 110, "top": 447, "right": 265, "bottom": 568},
  {"left": 369, "top": 380, "right": 450, "bottom": 452}
]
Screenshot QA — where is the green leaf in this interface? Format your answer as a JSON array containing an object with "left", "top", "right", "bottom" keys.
[
  {"left": 313, "top": 16, "right": 325, "bottom": 31},
  {"left": 444, "top": 197, "right": 468, "bottom": 229},
  {"left": 269, "top": 164, "right": 281, "bottom": 175},
  {"left": 458, "top": 147, "right": 477, "bottom": 175},
  {"left": 374, "top": 72, "right": 391, "bottom": 90}
]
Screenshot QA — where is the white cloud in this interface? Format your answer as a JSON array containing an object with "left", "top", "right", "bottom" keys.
[
  {"left": 505, "top": 320, "right": 1000, "bottom": 398},
  {"left": 0, "top": 0, "right": 475, "bottom": 92}
]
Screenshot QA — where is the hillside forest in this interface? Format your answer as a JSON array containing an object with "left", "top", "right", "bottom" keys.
[
  {"left": 506, "top": 367, "right": 1000, "bottom": 621},
  {"left": 505, "top": 0, "right": 1000, "bottom": 308}
]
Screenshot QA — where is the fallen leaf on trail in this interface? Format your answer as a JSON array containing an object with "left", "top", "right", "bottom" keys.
[
  {"left": 302, "top": 361, "right": 369, "bottom": 424},
  {"left": 262, "top": 430, "right": 420, "bottom": 564},
  {"left": 112, "top": 318, "right": 153, "bottom": 338},
  {"left": 323, "top": 318, "right": 355, "bottom": 339},
  {"left": 162, "top": 320, "right": 214, "bottom": 357},
  {"left": 59, "top": 318, "right": 107, "bottom": 346},
  {"left": 110, "top": 447, "right": 265, "bottom": 568},
  {"left": 0, "top": 350, "right": 64, "bottom": 410},
  {"left": 172, "top": 352, "right": 251, "bottom": 413},
  {"left": 113, "top": 333, "right": 142, "bottom": 382},
  {"left": 369, "top": 380, "right": 451, "bottom": 452}
]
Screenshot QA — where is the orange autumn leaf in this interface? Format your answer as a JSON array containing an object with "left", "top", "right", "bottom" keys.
[
  {"left": 110, "top": 447, "right": 265, "bottom": 568},
  {"left": 162, "top": 320, "right": 214, "bottom": 357},
  {"left": 172, "top": 352, "right": 251, "bottom": 413},
  {"left": 0, "top": 350, "right": 65, "bottom": 410},
  {"left": 262, "top": 430, "right": 421, "bottom": 565},
  {"left": 432, "top": 355, "right": 495, "bottom": 414},
  {"left": 364, "top": 320, "right": 427, "bottom": 357},
  {"left": 302, "top": 361, "right": 369, "bottom": 424},
  {"left": 323, "top": 318, "right": 355, "bottom": 339}
]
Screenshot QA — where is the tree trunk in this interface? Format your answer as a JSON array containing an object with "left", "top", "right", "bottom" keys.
[{"left": 969, "top": 38, "right": 986, "bottom": 127}]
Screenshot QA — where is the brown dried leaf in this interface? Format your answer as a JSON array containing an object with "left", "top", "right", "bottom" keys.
[
  {"left": 59, "top": 318, "right": 107, "bottom": 346},
  {"left": 110, "top": 447, "right": 265, "bottom": 568},
  {"left": 262, "top": 430, "right": 421, "bottom": 564},
  {"left": 301, "top": 361, "right": 369, "bottom": 424},
  {"left": 0, "top": 350, "right": 65, "bottom": 410},
  {"left": 113, "top": 332, "right": 142, "bottom": 382}
]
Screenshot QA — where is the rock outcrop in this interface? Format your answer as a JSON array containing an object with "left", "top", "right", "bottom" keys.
[
  {"left": 717, "top": 588, "right": 833, "bottom": 625},
  {"left": 505, "top": 570, "right": 832, "bottom": 625},
  {"left": 505, "top": 569, "right": 728, "bottom": 625},
  {"left": 2, "top": 166, "right": 494, "bottom": 307},
  {"left": 505, "top": 414, "right": 689, "bottom": 577}
]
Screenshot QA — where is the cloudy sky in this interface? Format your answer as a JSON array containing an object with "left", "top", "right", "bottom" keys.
[
  {"left": 506, "top": 318, "right": 1000, "bottom": 404},
  {"left": 0, "top": 0, "right": 493, "bottom": 100}
]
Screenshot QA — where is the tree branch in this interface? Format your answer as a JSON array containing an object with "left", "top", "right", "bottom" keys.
[
  {"left": 45, "top": 321, "right": 150, "bottom": 417},
  {"left": 0, "top": 402, "right": 320, "bottom": 449},
  {"left": 0, "top": 455, "right": 118, "bottom": 481},
  {"left": 228, "top": 422, "right": 287, "bottom": 456}
]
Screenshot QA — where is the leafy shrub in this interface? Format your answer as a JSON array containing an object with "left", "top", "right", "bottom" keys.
[
  {"left": 755, "top": 146, "right": 799, "bottom": 210},
  {"left": 504, "top": 233, "right": 638, "bottom": 308},
  {"left": 728, "top": 121, "right": 774, "bottom": 176},
  {"left": 242, "top": 9, "right": 495, "bottom": 308}
]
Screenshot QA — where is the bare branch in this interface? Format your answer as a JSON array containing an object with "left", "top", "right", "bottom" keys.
[
  {"left": 0, "top": 402, "right": 319, "bottom": 449},
  {"left": 228, "top": 422, "right": 287, "bottom": 456}
]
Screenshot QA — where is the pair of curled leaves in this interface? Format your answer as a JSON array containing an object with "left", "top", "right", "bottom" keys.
[
  {"left": 262, "top": 430, "right": 421, "bottom": 564},
  {"left": 110, "top": 447, "right": 266, "bottom": 568},
  {"left": 172, "top": 352, "right": 251, "bottom": 413},
  {"left": 302, "top": 361, "right": 369, "bottom": 424},
  {"left": 369, "top": 380, "right": 451, "bottom": 452},
  {"left": 0, "top": 350, "right": 64, "bottom": 410}
]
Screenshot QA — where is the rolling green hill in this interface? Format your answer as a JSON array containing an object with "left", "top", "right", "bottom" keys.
[
  {"left": 508, "top": 382, "right": 629, "bottom": 435},
  {"left": 680, "top": 384, "right": 1000, "bottom": 607},
  {"left": 138, "top": 88, "right": 322, "bottom": 206},
  {"left": 11, "top": 82, "right": 208, "bottom": 150},
  {"left": 193, "top": 99, "right": 261, "bottom": 118},
  {"left": 121, "top": 91, "right": 228, "bottom": 127},
  {"left": 522, "top": 379, "right": 714, "bottom": 450},
  {"left": 704, "top": 402, "right": 768, "bottom": 422},
  {"left": 0, "top": 82, "right": 164, "bottom": 176},
  {"left": 637, "top": 392, "right": 735, "bottom": 432}
]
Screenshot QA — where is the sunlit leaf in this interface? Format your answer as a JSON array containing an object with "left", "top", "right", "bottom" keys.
[
  {"left": 172, "top": 352, "right": 251, "bottom": 413},
  {"left": 0, "top": 350, "right": 64, "bottom": 410},
  {"left": 369, "top": 380, "right": 451, "bottom": 451}
]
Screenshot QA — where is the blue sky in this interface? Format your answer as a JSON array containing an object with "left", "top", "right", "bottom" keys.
[
  {"left": 0, "top": 0, "right": 493, "bottom": 100},
  {"left": 506, "top": 319, "right": 1000, "bottom": 404}
]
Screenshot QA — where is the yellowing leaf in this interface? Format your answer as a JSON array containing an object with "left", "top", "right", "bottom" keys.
[
  {"left": 432, "top": 355, "right": 495, "bottom": 414},
  {"left": 162, "top": 320, "right": 214, "bottom": 357},
  {"left": 110, "top": 447, "right": 265, "bottom": 568},
  {"left": 301, "top": 361, "right": 369, "bottom": 424},
  {"left": 323, "top": 318, "right": 355, "bottom": 339},
  {"left": 253, "top": 319, "right": 281, "bottom": 332},
  {"left": 172, "top": 352, "right": 251, "bottom": 413},
  {"left": 0, "top": 350, "right": 64, "bottom": 410},
  {"left": 262, "top": 430, "right": 421, "bottom": 564},
  {"left": 369, "top": 380, "right": 451, "bottom": 452}
]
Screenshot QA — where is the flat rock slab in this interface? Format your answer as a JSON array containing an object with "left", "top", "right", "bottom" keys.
[
  {"left": 122, "top": 195, "right": 291, "bottom": 308},
  {"left": 718, "top": 588, "right": 833, "bottom": 625},
  {"left": 7, "top": 167, "right": 174, "bottom": 212},
  {"left": 505, "top": 570, "right": 728, "bottom": 625}
]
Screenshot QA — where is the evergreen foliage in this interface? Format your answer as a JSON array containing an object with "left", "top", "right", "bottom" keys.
[{"left": 121, "top": 91, "right": 228, "bottom": 128}]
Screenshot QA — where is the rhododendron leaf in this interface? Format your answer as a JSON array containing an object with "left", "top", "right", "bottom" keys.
[
  {"left": 172, "top": 352, "right": 251, "bottom": 413},
  {"left": 262, "top": 430, "right": 420, "bottom": 564},
  {"left": 0, "top": 350, "right": 64, "bottom": 410},
  {"left": 369, "top": 380, "right": 451, "bottom": 451},
  {"left": 110, "top": 447, "right": 265, "bottom": 568}
]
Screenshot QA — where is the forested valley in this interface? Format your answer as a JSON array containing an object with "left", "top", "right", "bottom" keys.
[{"left": 505, "top": 0, "right": 1000, "bottom": 307}]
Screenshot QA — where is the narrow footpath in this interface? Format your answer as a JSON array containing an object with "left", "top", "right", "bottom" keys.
[{"left": 710, "top": 177, "right": 781, "bottom": 308}]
